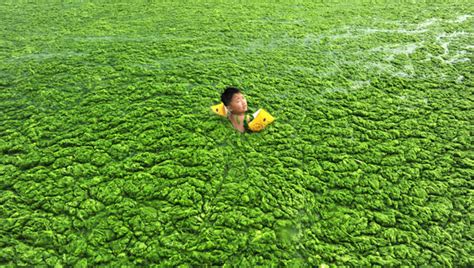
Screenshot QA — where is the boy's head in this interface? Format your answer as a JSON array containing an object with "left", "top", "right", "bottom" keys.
[{"left": 221, "top": 86, "right": 248, "bottom": 114}]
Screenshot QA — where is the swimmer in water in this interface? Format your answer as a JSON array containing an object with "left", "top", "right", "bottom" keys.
[{"left": 221, "top": 86, "right": 253, "bottom": 133}]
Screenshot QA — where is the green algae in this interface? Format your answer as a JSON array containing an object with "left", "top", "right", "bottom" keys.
[{"left": 1, "top": 1, "right": 473, "bottom": 267}]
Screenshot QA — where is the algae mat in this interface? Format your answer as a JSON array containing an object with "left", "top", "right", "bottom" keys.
[{"left": 1, "top": 1, "right": 473, "bottom": 267}]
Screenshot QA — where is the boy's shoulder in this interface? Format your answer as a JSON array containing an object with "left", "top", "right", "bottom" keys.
[{"left": 246, "top": 113, "right": 254, "bottom": 122}]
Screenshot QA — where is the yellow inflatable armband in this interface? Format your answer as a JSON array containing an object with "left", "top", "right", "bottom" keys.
[
  {"left": 211, "top": 102, "right": 228, "bottom": 117},
  {"left": 248, "top": 108, "right": 275, "bottom": 132}
]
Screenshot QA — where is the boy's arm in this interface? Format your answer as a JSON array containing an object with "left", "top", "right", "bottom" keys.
[{"left": 246, "top": 113, "right": 254, "bottom": 122}]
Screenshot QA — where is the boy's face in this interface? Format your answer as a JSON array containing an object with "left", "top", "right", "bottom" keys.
[{"left": 228, "top": 93, "right": 248, "bottom": 114}]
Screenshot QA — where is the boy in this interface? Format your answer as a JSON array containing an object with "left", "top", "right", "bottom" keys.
[{"left": 220, "top": 86, "right": 253, "bottom": 133}]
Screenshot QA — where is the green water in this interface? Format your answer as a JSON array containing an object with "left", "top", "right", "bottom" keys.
[{"left": 1, "top": 1, "right": 472, "bottom": 266}]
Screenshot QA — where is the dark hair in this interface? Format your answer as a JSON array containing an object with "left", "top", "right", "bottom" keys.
[{"left": 220, "top": 86, "right": 241, "bottom": 107}]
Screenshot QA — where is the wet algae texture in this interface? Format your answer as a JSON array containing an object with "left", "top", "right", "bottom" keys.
[{"left": 1, "top": 1, "right": 473, "bottom": 267}]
